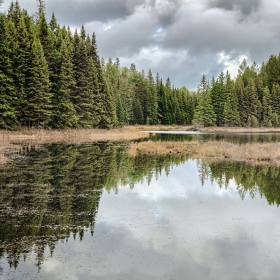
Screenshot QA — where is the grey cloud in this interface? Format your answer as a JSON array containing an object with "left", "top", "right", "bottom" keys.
[
  {"left": 208, "top": 0, "right": 261, "bottom": 15},
  {"left": 45, "top": 0, "right": 145, "bottom": 27},
  {"left": 3, "top": 0, "right": 280, "bottom": 89},
  {"left": 162, "top": 1, "right": 280, "bottom": 67},
  {"left": 2, "top": 0, "right": 145, "bottom": 26},
  {"left": 86, "top": 12, "right": 158, "bottom": 58},
  {"left": 149, "top": 0, "right": 183, "bottom": 27}
]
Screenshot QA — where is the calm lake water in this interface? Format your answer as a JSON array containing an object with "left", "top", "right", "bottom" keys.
[{"left": 1, "top": 133, "right": 280, "bottom": 279}]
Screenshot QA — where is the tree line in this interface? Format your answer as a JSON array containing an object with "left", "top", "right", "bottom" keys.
[
  {"left": 0, "top": 0, "right": 196, "bottom": 130},
  {"left": 193, "top": 57, "right": 280, "bottom": 127},
  {"left": 1, "top": 0, "right": 280, "bottom": 129}
]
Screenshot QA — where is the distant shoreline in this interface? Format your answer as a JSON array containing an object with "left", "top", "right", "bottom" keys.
[
  {"left": 1, "top": 125, "right": 280, "bottom": 145},
  {"left": 1, "top": 125, "right": 280, "bottom": 165}
]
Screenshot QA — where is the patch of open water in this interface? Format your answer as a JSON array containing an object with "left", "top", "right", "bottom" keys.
[{"left": 0, "top": 137, "right": 280, "bottom": 279}]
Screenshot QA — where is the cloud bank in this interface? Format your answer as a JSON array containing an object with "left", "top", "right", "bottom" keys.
[{"left": 2, "top": 0, "right": 280, "bottom": 89}]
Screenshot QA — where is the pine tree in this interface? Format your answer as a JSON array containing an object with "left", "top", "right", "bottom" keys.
[
  {"left": 0, "top": 13, "right": 18, "bottom": 129},
  {"left": 24, "top": 36, "right": 52, "bottom": 127},
  {"left": 71, "top": 29, "right": 93, "bottom": 127},
  {"left": 37, "top": 9, "right": 60, "bottom": 109},
  {"left": 51, "top": 39, "right": 77, "bottom": 128},
  {"left": 223, "top": 72, "right": 240, "bottom": 126},
  {"left": 211, "top": 72, "right": 227, "bottom": 126},
  {"left": 235, "top": 77, "right": 247, "bottom": 126},
  {"left": 271, "top": 83, "right": 280, "bottom": 118},
  {"left": 261, "top": 86, "right": 272, "bottom": 126},
  {"left": 245, "top": 78, "right": 259, "bottom": 124},
  {"left": 193, "top": 89, "right": 216, "bottom": 127},
  {"left": 89, "top": 32, "right": 117, "bottom": 128},
  {"left": 12, "top": 13, "right": 31, "bottom": 125},
  {"left": 146, "top": 69, "right": 158, "bottom": 124}
]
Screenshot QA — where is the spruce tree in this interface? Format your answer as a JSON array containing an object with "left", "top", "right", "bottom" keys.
[
  {"left": 211, "top": 72, "right": 227, "bottom": 126},
  {"left": 25, "top": 36, "right": 52, "bottom": 127},
  {"left": 51, "top": 39, "right": 77, "bottom": 128},
  {"left": 71, "top": 29, "right": 93, "bottom": 127},
  {"left": 193, "top": 89, "right": 216, "bottom": 127},
  {"left": 13, "top": 14, "right": 31, "bottom": 125},
  {"left": 146, "top": 69, "right": 158, "bottom": 124},
  {"left": 261, "top": 86, "right": 272, "bottom": 126},
  {"left": 0, "top": 13, "right": 18, "bottom": 129},
  {"left": 223, "top": 72, "right": 240, "bottom": 126},
  {"left": 89, "top": 32, "right": 117, "bottom": 128},
  {"left": 235, "top": 77, "right": 247, "bottom": 126}
]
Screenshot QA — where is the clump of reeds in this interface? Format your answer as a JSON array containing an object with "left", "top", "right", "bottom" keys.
[
  {"left": 200, "top": 126, "right": 280, "bottom": 133},
  {"left": 128, "top": 140, "right": 280, "bottom": 166},
  {"left": 0, "top": 153, "right": 8, "bottom": 164},
  {"left": 0, "top": 127, "right": 149, "bottom": 145},
  {"left": 128, "top": 140, "right": 199, "bottom": 156}
]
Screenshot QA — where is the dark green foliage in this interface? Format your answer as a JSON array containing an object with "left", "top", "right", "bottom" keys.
[
  {"left": 192, "top": 75, "right": 216, "bottom": 127},
  {"left": 196, "top": 56, "right": 280, "bottom": 128},
  {"left": 71, "top": 29, "right": 94, "bottom": 127},
  {"left": 24, "top": 36, "right": 51, "bottom": 127},
  {"left": 0, "top": 14, "right": 18, "bottom": 129},
  {"left": 193, "top": 89, "right": 216, "bottom": 127},
  {"left": 51, "top": 40, "right": 77, "bottom": 128},
  {"left": 2, "top": 0, "right": 280, "bottom": 129}
]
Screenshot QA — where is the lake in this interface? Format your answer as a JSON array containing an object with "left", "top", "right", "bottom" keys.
[{"left": 1, "top": 133, "right": 280, "bottom": 279}]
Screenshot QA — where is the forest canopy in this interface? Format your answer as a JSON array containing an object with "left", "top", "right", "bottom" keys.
[{"left": 0, "top": 0, "right": 280, "bottom": 129}]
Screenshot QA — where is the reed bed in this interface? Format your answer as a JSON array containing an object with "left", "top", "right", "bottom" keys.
[
  {"left": 0, "top": 127, "right": 149, "bottom": 145},
  {"left": 200, "top": 126, "right": 280, "bottom": 133},
  {"left": 128, "top": 140, "right": 199, "bottom": 156},
  {"left": 2, "top": 126, "right": 280, "bottom": 165},
  {"left": 128, "top": 140, "right": 280, "bottom": 166},
  {"left": 0, "top": 127, "right": 150, "bottom": 163}
]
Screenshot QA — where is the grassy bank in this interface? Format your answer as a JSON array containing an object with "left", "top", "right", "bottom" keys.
[
  {"left": 200, "top": 126, "right": 280, "bottom": 133},
  {"left": 0, "top": 126, "right": 151, "bottom": 145},
  {"left": 1, "top": 125, "right": 280, "bottom": 165},
  {"left": 128, "top": 140, "right": 280, "bottom": 166}
]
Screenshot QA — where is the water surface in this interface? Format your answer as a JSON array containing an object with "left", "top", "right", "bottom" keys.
[{"left": 0, "top": 137, "right": 280, "bottom": 279}]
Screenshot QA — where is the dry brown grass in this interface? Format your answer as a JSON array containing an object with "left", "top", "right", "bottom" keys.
[
  {"left": 0, "top": 127, "right": 150, "bottom": 145},
  {"left": 0, "top": 127, "right": 151, "bottom": 164},
  {"left": 128, "top": 140, "right": 199, "bottom": 156},
  {"left": 130, "top": 124, "right": 193, "bottom": 131},
  {"left": 1, "top": 126, "right": 280, "bottom": 166},
  {"left": 0, "top": 153, "right": 8, "bottom": 164},
  {"left": 128, "top": 140, "right": 280, "bottom": 166},
  {"left": 200, "top": 126, "right": 280, "bottom": 133}
]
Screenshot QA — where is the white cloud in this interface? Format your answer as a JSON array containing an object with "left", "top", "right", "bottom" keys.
[{"left": 3, "top": 0, "right": 280, "bottom": 88}]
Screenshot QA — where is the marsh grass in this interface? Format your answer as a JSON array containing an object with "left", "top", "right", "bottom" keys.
[
  {"left": 1, "top": 126, "right": 280, "bottom": 165},
  {"left": 128, "top": 140, "right": 280, "bottom": 166},
  {"left": 0, "top": 127, "right": 150, "bottom": 163},
  {"left": 0, "top": 127, "right": 150, "bottom": 145}
]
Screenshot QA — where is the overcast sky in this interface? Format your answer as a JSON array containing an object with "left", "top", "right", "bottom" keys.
[{"left": 2, "top": 0, "right": 280, "bottom": 89}]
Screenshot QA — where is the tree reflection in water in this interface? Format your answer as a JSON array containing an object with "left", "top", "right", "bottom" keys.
[{"left": 1, "top": 142, "right": 280, "bottom": 272}]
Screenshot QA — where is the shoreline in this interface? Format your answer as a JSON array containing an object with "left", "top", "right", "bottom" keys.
[
  {"left": 1, "top": 125, "right": 280, "bottom": 165},
  {"left": 1, "top": 125, "right": 280, "bottom": 146}
]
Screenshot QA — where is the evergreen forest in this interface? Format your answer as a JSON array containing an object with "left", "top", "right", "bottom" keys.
[{"left": 1, "top": 0, "right": 280, "bottom": 129}]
